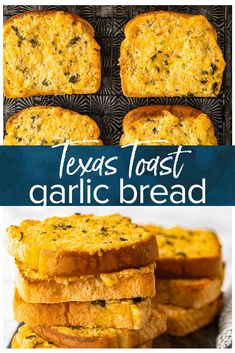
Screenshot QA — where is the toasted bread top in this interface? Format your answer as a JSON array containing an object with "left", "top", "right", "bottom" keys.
[
  {"left": 7, "top": 214, "right": 158, "bottom": 275},
  {"left": 144, "top": 224, "right": 221, "bottom": 259},
  {"left": 120, "top": 11, "right": 225, "bottom": 97},
  {"left": 8, "top": 213, "right": 155, "bottom": 254},
  {"left": 4, "top": 106, "right": 102, "bottom": 145},
  {"left": 4, "top": 10, "right": 101, "bottom": 98},
  {"left": 120, "top": 105, "right": 217, "bottom": 146}
]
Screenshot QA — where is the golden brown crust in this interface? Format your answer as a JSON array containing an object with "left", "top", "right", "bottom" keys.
[
  {"left": 120, "top": 104, "right": 217, "bottom": 146},
  {"left": 13, "top": 289, "right": 152, "bottom": 329},
  {"left": 156, "top": 295, "right": 223, "bottom": 336},
  {"left": 4, "top": 11, "right": 101, "bottom": 98},
  {"left": 30, "top": 308, "right": 167, "bottom": 348},
  {"left": 12, "top": 325, "right": 154, "bottom": 348},
  {"left": 120, "top": 11, "right": 225, "bottom": 98},
  {"left": 123, "top": 11, "right": 217, "bottom": 39},
  {"left": 15, "top": 262, "right": 156, "bottom": 303},
  {"left": 4, "top": 106, "right": 103, "bottom": 145},
  {"left": 38, "top": 236, "right": 158, "bottom": 276},
  {"left": 144, "top": 224, "right": 222, "bottom": 278},
  {"left": 7, "top": 214, "right": 158, "bottom": 276},
  {"left": 4, "top": 10, "right": 95, "bottom": 37},
  {"left": 154, "top": 276, "right": 223, "bottom": 309},
  {"left": 157, "top": 256, "right": 223, "bottom": 279},
  {"left": 122, "top": 105, "right": 204, "bottom": 131}
]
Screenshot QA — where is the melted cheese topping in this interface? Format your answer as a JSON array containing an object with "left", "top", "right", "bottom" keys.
[
  {"left": 18, "top": 260, "right": 156, "bottom": 285},
  {"left": 8, "top": 213, "right": 154, "bottom": 254},
  {"left": 4, "top": 106, "right": 102, "bottom": 145},
  {"left": 120, "top": 110, "right": 217, "bottom": 145},
  {"left": 144, "top": 225, "right": 221, "bottom": 258},
  {"left": 12, "top": 325, "right": 58, "bottom": 348},
  {"left": 4, "top": 11, "right": 101, "bottom": 98},
  {"left": 120, "top": 12, "right": 225, "bottom": 97}
]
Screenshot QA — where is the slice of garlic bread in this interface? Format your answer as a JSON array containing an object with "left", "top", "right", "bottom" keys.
[
  {"left": 120, "top": 105, "right": 217, "bottom": 146},
  {"left": 156, "top": 296, "right": 223, "bottom": 336},
  {"left": 30, "top": 308, "right": 166, "bottom": 348},
  {"left": 14, "top": 289, "right": 152, "bottom": 329},
  {"left": 4, "top": 106, "right": 102, "bottom": 145},
  {"left": 15, "top": 261, "right": 156, "bottom": 303},
  {"left": 144, "top": 224, "right": 222, "bottom": 278},
  {"left": 7, "top": 213, "right": 158, "bottom": 276},
  {"left": 120, "top": 11, "right": 225, "bottom": 97},
  {"left": 4, "top": 11, "right": 101, "bottom": 98}
]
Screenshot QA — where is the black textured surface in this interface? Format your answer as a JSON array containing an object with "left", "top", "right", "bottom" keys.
[{"left": 3, "top": 5, "right": 232, "bottom": 145}]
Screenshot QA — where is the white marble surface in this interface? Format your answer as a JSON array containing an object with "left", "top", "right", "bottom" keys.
[{"left": 3, "top": 206, "right": 232, "bottom": 347}]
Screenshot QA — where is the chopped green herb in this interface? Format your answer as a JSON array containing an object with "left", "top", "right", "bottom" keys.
[
  {"left": 71, "top": 326, "right": 81, "bottom": 330},
  {"left": 91, "top": 300, "right": 106, "bottom": 307},
  {"left": 151, "top": 54, "right": 157, "bottom": 61},
  {"left": 19, "top": 232, "right": 24, "bottom": 241},
  {"left": 68, "top": 36, "right": 81, "bottom": 47},
  {"left": 211, "top": 63, "right": 218, "bottom": 75},
  {"left": 212, "top": 81, "right": 218, "bottom": 93},
  {"left": 26, "top": 335, "right": 36, "bottom": 340},
  {"left": 69, "top": 74, "right": 80, "bottom": 83},
  {"left": 29, "top": 39, "right": 39, "bottom": 47},
  {"left": 132, "top": 297, "right": 142, "bottom": 304},
  {"left": 153, "top": 127, "right": 157, "bottom": 134},
  {"left": 12, "top": 26, "right": 24, "bottom": 41},
  {"left": 42, "top": 79, "right": 49, "bottom": 86},
  {"left": 120, "top": 237, "right": 128, "bottom": 241},
  {"left": 201, "top": 79, "right": 208, "bottom": 84},
  {"left": 175, "top": 251, "right": 187, "bottom": 257}
]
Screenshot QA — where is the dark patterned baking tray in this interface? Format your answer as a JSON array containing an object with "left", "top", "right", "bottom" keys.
[{"left": 3, "top": 5, "right": 232, "bottom": 145}]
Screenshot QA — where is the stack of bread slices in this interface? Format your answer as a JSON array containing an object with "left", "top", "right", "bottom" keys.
[
  {"left": 145, "top": 225, "right": 224, "bottom": 337},
  {"left": 7, "top": 214, "right": 167, "bottom": 348}
]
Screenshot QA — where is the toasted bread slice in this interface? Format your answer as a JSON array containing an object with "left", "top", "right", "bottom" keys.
[
  {"left": 154, "top": 276, "right": 223, "bottom": 309},
  {"left": 7, "top": 213, "right": 158, "bottom": 276},
  {"left": 30, "top": 308, "right": 166, "bottom": 348},
  {"left": 120, "top": 11, "right": 225, "bottom": 97},
  {"left": 4, "top": 11, "right": 101, "bottom": 98},
  {"left": 156, "top": 296, "right": 223, "bottom": 336},
  {"left": 15, "top": 261, "right": 156, "bottom": 303},
  {"left": 12, "top": 325, "right": 154, "bottom": 348},
  {"left": 4, "top": 106, "right": 103, "bottom": 146},
  {"left": 14, "top": 289, "right": 152, "bottom": 329},
  {"left": 120, "top": 105, "right": 217, "bottom": 146},
  {"left": 144, "top": 225, "right": 222, "bottom": 278},
  {"left": 12, "top": 324, "right": 58, "bottom": 348}
]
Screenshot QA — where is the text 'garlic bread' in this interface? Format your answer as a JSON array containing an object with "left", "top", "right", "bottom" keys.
[
  {"left": 7, "top": 214, "right": 158, "bottom": 276},
  {"left": 30, "top": 308, "right": 166, "bottom": 348},
  {"left": 15, "top": 261, "right": 156, "bottom": 303},
  {"left": 120, "top": 11, "right": 225, "bottom": 97},
  {"left": 14, "top": 289, "right": 152, "bottom": 329},
  {"left": 120, "top": 105, "right": 217, "bottom": 146},
  {"left": 4, "top": 11, "right": 101, "bottom": 98},
  {"left": 4, "top": 106, "right": 102, "bottom": 146},
  {"left": 144, "top": 224, "right": 222, "bottom": 278}
]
